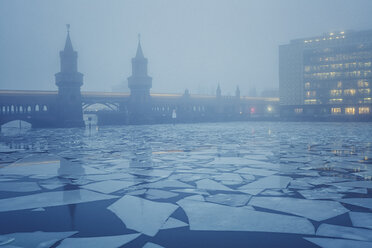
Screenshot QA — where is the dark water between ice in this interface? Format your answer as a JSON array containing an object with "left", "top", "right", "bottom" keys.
[{"left": 0, "top": 122, "right": 371, "bottom": 247}]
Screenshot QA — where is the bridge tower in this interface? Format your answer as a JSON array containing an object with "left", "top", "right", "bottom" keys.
[
  {"left": 127, "top": 35, "right": 153, "bottom": 123},
  {"left": 54, "top": 25, "right": 85, "bottom": 127}
]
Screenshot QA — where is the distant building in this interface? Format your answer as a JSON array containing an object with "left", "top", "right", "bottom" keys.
[{"left": 279, "top": 29, "right": 372, "bottom": 120}]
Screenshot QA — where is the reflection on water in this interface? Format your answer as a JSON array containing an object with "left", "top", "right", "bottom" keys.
[{"left": 0, "top": 122, "right": 371, "bottom": 247}]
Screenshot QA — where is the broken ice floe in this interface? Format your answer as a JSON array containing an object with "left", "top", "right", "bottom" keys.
[
  {"left": 349, "top": 212, "right": 372, "bottom": 229},
  {"left": 0, "top": 231, "right": 77, "bottom": 248},
  {"left": 239, "top": 175, "right": 292, "bottom": 190},
  {"left": 0, "top": 182, "right": 41, "bottom": 192},
  {"left": 235, "top": 167, "right": 276, "bottom": 176},
  {"left": 205, "top": 193, "right": 251, "bottom": 207},
  {"left": 142, "top": 242, "right": 165, "bottom": 248},
  {"left": 298, "top": 188, "right": 345, "bottom": 200},
  {"left": 339, "top": 198, "right": 372, "bottom": 209},
  {"left": 57, "top": 233, "right": 140, "bottom": 248},
  {"left": 316, "top": 223, "right": 372, "bottom": 241},
  {"left": 161, "top": 217, "right": 188, "bottom": 230},
  {"left": 249, "top": 196, "right": 349, "bottom": 221},
  {"left": 107, "top": 195, "right": 178, "bottom": 236},
  {"left": 0, "top": 189, "right": 118, "bottom": 212},
  {"left": 81, "top": 180, "right": 139, "bottom": 194},
  {"left": 332, "top": 181, "right": 372, "bottom": 189},
  {"left": 177, "top": 199, "right": 314, "bottom": 234},
  {"left": 145, "top": 189, "right": 178, "bottom": 200},
  {"left": 145, "top": 180, "right": 192, "bottom": 189},
  {"left": 304, "top": 237, "right": 372, "bottom": 248},
  {"left": 196, "top": 179, "right": 234, "bottom": 191}
]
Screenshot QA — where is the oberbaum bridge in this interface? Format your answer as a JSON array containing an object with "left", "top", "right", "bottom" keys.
[{"left": 0, "top": 27, "right": 279, "bottom": 129}]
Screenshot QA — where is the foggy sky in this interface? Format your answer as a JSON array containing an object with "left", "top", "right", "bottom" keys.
[{"left": 0, "top": 0, "right": 371, "bottom": 96}]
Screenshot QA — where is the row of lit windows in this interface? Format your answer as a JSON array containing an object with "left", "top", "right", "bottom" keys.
[
  {"left": 331, "top": 107, "right": 370, "bottom": 115},
  {"left": 294, "top": 106, "right": 370, "bottom": 115},
  {"left": 305, "top": 89, "right": 370, "bottom": 98},
  {"left": 303, "top": 33, "right": 345, "bottom": 43},
  {"left": 304, "top": 62, "right": 372, "bottom": 72},
  {"left": 305, "top": 81, "right": 369, "bottom": 90},
  {"left": 357, "top": 80, "right": 370, "bottom": 87},
  {"left": 315, "top": 52, "right": 372, "bottom": 63},
  {"left": 304, "top": 70, "right": 372, "bottom": 80}
]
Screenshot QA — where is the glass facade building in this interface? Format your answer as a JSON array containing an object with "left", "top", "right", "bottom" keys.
[{"left": 279, "top": 30, "right": 372, "bottom": 119}]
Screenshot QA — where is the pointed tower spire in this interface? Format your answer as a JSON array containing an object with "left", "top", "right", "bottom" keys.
[
  {"left": 135, "top": 33, "right": 145, "bottom": 58},
  {"left": 235, "top": 85, "right": 241, "bottom": 99},
  {"left": 64, "top": 24, "right": 74, "bottom": 52},
  {"left": 216, "top": 83, "right": 221, "bottom": 98}
]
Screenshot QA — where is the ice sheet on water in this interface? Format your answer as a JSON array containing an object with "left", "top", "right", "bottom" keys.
[
  {"left": 212, "top": 173, "right": 243, "bottom": 185},
  {"left": 339, "top": 198, "right": 372, "bottom": 209},
  {"left": 239, "top": 175, "right": 292, "bottom": 190},
  {"left": 205, "top": 193, "right": 251, "bottom": 207},
  {"left": 177, "top": 199, "right": 314, "bottom": 234},
  {"left": 332, "top": 181, "right": 372, "bottom": 189},
  {"left": 142, "top": 242, "right": 165, "bottom": 248},
  {"left": 0, "top": 154, "right": 102, "bottom": 179},
  {"left": 235, "top": 168, "right": 277, "bottom": 177},
  {"left": 57, "top": 233, "right": 140, "bottom": 248},
  {"left": 107, "top": 195, "right": 178, "bottom": 237},
  {"left": 171, "top": 188, "right": 209, "bottom": 195},
  {"left": 238, "top": 188, "right": 264, "bottom": 195},
  {"left": 81, "top": 180, "right": 139, "bottom": 194},
  {"left": 145, "top": 180, "right": 193, "bottom": 189},
  {"left": 160, "top": 217, "right": 188, "bottom": 230},
  {"left": 0, "top": 189, "right": 118, "bottom": 212},
  {"left": 130, "top": 169, "right": 173, "bottom": 178},
  {"left": 349, "top": 212, "right": 372, "bottom": 229},
  {"left": 126, "top": 189, "right": 147, "bottom": 196},
  {"left": 84, "top": 173, "right": 137, "bottom": 182},
  {"left": 182, "top": 195, "right": 205, "bottom": 201},
  {"left": 298, "top": 188, "right": 345, "bottom": 200},
  {"left": 336, "top": 187, "right": 368, "bottom": 194},
  {"left": 145, "top": 189, "right": 178, "bottom": 200},
  {"left": 31, "top": 207, "right": 45, "bottom": 212},
  {"left": 304, "top": 237, "right": 372, "bottom": 248},
  {"left": 249, "top": 196, "right": 349, "bottom": 221},
  {"left": 316, "top": 223, "right": 372, "bottom": 241},
  {"left": 260, "top": 190, "right": 286, "bottom": 196},
  {"left": 0, "top": 182, "right": 41, "bottom": 192},
  {"left": 196, "top": 179, "right": 234, "bottom": 191},
  {"left": 0, "top": 231, "right": 77, "bottom": 248}
]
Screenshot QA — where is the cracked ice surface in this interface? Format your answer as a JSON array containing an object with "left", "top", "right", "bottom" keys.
[
  {"left": 107, "top": 195, "right": 178, "bottom": 236},
  {"left": 1, "top": 122, "right": 372, "bottom": 247},
  {"left": 249, "top": 196, "right": 349, "bottom": 221},
  {"left": 0, "top": 189, "right": 118, "bottom": 212},
  {"left": 57, "top": 233, "right": 141, "bottom": 248},
  {"left": 0, "top": 231, "right": 77, "bottom": 247},
  {"left": 177, "top": 199, "right": 315, "bottom": 234}
]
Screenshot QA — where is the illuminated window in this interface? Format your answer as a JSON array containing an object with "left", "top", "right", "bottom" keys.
[
  {"left": 331, "top": 108, "right": 341, "bottom": 114},
  {"left": 344, "top": 89, "right": 356, "bottom": 96},
  {"left": 359, "top": 107, "right": 370, "bottom": 114},
  {"left": 294, "top": 108, "right": 303, "bottom": 114},
  {"left": 329, "top": 98, "right": 343, "bottom": 103},
  {"left": 304, "top": 82, "right": 311, "bottom": 89},
  {"left": 330, "top": 90, "right": 342, "bottom": 96},
  {"left": 345, "top": 107, "right": 355, "bottom": 115},
  {"left": 364, "top": 98, "right": 372, "bottom": 103},
  {"left": 359, "top": 88, "right": 371, "bottom": 94},
  {"left": 337, "top": 81, "right": 342, "bottom": 88},
  {"left": 304, "top": 99, "right": 317, "bottom": 104}
]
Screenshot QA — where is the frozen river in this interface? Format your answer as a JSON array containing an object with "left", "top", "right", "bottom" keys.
[{"left": 0, "top": 122, "right": 372, "bottom": 247}]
